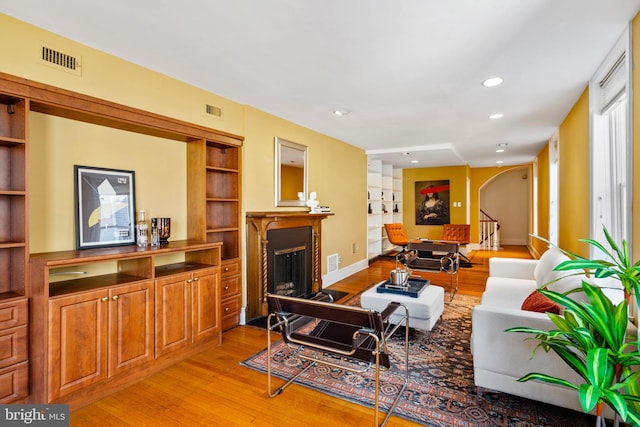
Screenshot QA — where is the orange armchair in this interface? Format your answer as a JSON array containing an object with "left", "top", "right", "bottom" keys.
[
  {"left": 384, "top": 223, "right": 409, "bottom": 253},
  {"left": 442, "top": 224, "right": 471, "bottom": 262},
  {"left": 442, "top": 224, "right": 470, "bottom": 244}
]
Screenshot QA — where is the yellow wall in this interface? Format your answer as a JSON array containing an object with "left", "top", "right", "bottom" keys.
[
  {"left": 243, "top": 107, "right": 367, "bottom": 267},
  {"left": 402, "top": 166, "right": 468, "bottom": 240},
  {"left": 532, "top": 145, "right": 550, "bottom": 256},
  {"left": 401, "top": 164, "right": 533, "bottom": 246},
  {"left": 6, "top": 11, "right": 640, "bottom": 275},
  {"left": 29, "top": 113, "right": 186, "bottom": 253},
  {"left": 0, "top": 14, "right": 367, "bottom": 276},
  {"left": 0, "top": 14, "right": 244, "bottom": 137},
  {"left": 557, "top": 88, "right": 590, "bottom": 257}
]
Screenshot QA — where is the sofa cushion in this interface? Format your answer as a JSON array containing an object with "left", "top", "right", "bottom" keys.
[
  {"left": 485, "top": 276, "right": 538, "bottom": 294},
  {"left": 546, "top": 273, "right": 589, "bottom": 303},
  {"left": 481, "top": 279, "right": 537, "bottom": 308},
  {"left": 521, "top": 290, "right": 560, "bottom": 314},
  {"left": 533, "top": 247, "right": 569, "bottom": 287}
]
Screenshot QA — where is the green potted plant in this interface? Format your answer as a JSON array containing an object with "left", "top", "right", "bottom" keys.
[
  {"left": 507, "top": 227, "right": 640, "bottom": 425},
  {"left": 553, "top": 227, "right": 640, "bottom": 308}
]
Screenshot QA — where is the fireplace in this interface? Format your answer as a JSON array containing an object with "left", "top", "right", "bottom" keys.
[
  {"left": 246, "top": 211, "right": 332, "bottom": 320},
  {"left": 268, "top": 227, "right": 312, "bottom": 298}
]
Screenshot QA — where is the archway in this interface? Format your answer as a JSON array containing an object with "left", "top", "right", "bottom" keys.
[{"left": 479, "top": 166, "right": 530, "bottom": 247}]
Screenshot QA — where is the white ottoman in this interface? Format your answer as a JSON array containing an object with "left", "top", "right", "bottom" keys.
[{"left": 360, "top": 281, "right": 445, "bottom": 331}]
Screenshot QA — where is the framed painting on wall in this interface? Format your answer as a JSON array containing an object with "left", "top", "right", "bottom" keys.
[
  {"left": 415, "top": 180, "right": 450, "bottom": 225},
  {"left": 75, "top": 165, "right": 136, "bottom": 249}
]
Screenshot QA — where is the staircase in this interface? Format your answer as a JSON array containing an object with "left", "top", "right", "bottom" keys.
[{"left": 480, "top": 209, "right": 500, "bottom": 250}]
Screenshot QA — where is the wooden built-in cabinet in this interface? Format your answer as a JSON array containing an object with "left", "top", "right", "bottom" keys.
[
  {"left": 30, "top": 242, "right": 222, "bottom": 407},
  {"left": 0, "top": 93, "right": 29, "bottom": 403},
  {"left": 188, "top": 140, "right": 242, "bottom": 330},
  {"left": 0, "top": 72, "right": 243, "bottom": 407}
]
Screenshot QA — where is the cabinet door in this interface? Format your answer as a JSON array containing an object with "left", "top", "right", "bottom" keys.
[
  {"left": 155, "top": 273, "right": 191, "bottom": 357},
  {"left": 191, "top": 268, "right": 220, "bottom": 343},
  {"left": 109, "top": 281, "right": 154, "bottom": 376},
  {"left": 48, "top": 289, "right": 109, "bottom": 401}
]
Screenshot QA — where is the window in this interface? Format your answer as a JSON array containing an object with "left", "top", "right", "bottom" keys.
[
  {"left": 589, "top": 28, "right": 632, "bottom": 255},
  {"left": 548, "top": 133, "right": 559, "bottom": 246}
]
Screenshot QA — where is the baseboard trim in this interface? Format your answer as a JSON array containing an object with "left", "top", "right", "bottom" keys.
[{"left": 322, "top": 259, "right": 369, "bottom": 287}]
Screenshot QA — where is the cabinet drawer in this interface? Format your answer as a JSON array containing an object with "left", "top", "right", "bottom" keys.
[
  {"left": 220, "top": 259, "right": 240, "bottom": 277},
  {"left": 221, "top": 295, "right": 241, "bottom": 331},
  {"left": 0, "top": 360, "right": 29, "bottom": 403},
  {"left": 221, "top": 275, "right": 240, "bottom": 298},
  {"left": 0, "top": 325, "right": 28, "bottom": 369},
  {"left": 0, "top": 298, "right": 28, "bottom": 331}
]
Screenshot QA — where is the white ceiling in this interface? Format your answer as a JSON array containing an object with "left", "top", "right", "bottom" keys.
[{"left": 2, "top": 1, "right": 639, "bottom": 169}]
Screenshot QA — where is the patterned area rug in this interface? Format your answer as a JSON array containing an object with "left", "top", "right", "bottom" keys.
[{"left": 241, "top": 291, "right": 593, "bottom": 427}]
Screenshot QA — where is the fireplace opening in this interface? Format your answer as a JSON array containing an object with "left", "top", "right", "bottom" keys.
[
  {"left": 267, "top": 227, "right": 313, "bottom": 298},
  {"left": 273, "top": 246, "right": 307, "bottom": 297}
]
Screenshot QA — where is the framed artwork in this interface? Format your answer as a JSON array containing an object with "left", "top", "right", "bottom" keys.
[
  {"left": 415, "top": 180, "right": 450, "bottom": 225},
  {"left": 75, "top": 165, "right": 136, "bottom": 249}
]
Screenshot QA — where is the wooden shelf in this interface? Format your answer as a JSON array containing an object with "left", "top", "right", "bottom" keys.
[
  {"left": 49, "top": 273, "right": 150, "bottom": 297},
  {"left": 155, "top": 262, "right": 213, "bottom": 278},
  {"left": 0, "top": 137, "right": 26, "bottom": 146},
  {"left": 0, "top": 291, "right": 24, "bottom": 301},
  {"left": 206, "top": 142, "right": 238, "bottom": 170},
  {"left": 206, "top": 166, "right": 238, "bottom": 173}
]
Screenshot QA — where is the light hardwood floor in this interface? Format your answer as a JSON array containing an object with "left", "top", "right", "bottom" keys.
[{"left": 70, "top": 246, "right": 532, "bottom": 427}]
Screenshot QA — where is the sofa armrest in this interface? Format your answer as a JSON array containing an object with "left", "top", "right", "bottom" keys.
[
  {"left": 489, "top": 257, "right": 538, "bottom": 280},
  {"left": 471, "top": 304, "right": 576, "bottom": 380}
]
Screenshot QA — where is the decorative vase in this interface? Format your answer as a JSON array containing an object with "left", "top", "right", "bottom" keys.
[{"left": 151, "top": 217, "right": 171, "bottom": 244}]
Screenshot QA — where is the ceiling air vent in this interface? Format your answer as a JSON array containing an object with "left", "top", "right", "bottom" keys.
[
  {"left": 40, "top": 46, "right": 80, "bottom": 75},
  {"left": 205, "top": 104, "right": 223, "bottom": 118}
]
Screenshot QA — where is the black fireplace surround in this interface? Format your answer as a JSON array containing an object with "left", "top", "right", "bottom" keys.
[{"left": 267, "top": 227, "right": 313, "bottom": 298}]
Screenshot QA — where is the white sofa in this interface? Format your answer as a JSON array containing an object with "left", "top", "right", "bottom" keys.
[{"left": 471, "top": 248, "right": 627, "bottom": 415}]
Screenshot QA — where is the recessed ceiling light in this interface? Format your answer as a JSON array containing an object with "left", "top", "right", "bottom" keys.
[
  {"left": 489, "top": 113, "right": 504, "bottom": 119},
  {"left": 411, "top": 160, "right": 419, "bottom": 164},
  {"left": 401, "top": 152, "right": 411, "bottom": 156},
  {"left": 482, "top": 77, "right": 504, "bottom": 87},
  {"left": 496, "top": 160, "right": 504, "bottom": 164},
  {"left": 496, "top": 149, "right": 505, "bottom": 153},
  {"left": 333, "top": 109, "right": 350, "bottom": 116}
]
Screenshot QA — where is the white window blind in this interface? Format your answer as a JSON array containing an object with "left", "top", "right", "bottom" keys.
[{"left": 589, "top": 28, "right": 632, "bottom": 255}]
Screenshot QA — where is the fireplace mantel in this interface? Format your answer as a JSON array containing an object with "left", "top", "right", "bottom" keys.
[{"left": 246, "top": 211, "right": 333, "bottom": 320}]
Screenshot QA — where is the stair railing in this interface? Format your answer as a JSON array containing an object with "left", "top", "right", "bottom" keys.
[{"left": 479, "top": 209, "right": 500, "bottom": 250}]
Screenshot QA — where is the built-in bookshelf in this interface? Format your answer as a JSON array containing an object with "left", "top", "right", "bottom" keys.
[
  {"left": 367, "top": 159, "right": 403, "bottom": 259},
  {"left": 0, "top": 93, "right": 29, "bottom": 403}
]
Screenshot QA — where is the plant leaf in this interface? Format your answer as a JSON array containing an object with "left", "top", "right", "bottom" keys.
[
  {"left": 518, "top": 372, "right": 579, "bottom": 390},
  {"left": 578, "top": 384, "right": 600, "bottom": 413}
]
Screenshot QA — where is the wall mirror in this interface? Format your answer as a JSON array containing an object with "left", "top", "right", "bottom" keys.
[{"left": 275, "top": 137, "right": 308, "bottom": 207}]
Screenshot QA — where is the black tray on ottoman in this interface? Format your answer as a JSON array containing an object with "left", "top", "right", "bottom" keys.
[{"left": 376, "top": 278, "right": 430, "bottom": 298}]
